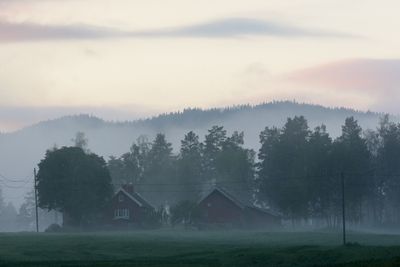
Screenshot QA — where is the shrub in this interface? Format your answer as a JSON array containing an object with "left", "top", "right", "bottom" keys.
[{"left": 44, "top": 223, "right": 62, "bottom": 233}]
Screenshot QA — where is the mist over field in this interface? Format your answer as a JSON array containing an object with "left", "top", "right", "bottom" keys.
[{"left": 0, "top": 101, "right": 396, "bottom": 209}]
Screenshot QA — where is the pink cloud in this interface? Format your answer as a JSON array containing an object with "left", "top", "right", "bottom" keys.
[
  {"left": 286, "top": 59, "right": 400, "bottom": 92},
  {"left": 282, "top": 58, "right": 400, "bottom": 114}
]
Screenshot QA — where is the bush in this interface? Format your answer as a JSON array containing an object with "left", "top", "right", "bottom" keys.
[
  {"left": 44, "top": 223, "right": 62, "bottom": 233},
  {"left": 170, "top": 200, "right": 201, "bottom": 227}
]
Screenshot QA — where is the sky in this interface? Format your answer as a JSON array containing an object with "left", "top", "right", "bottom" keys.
[{"left": 0, "top": 0, "right": 399, "bottom": 131}]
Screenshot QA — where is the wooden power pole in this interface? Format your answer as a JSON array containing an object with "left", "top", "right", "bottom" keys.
[
  {"left": 34, "top": 168, "right": 39, "bottom": 233},
  {"left": 341, "top": 172, "right": 346, "bottom": 245}
]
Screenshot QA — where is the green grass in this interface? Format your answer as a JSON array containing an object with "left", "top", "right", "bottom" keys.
[{"left": 0, "top": 230, "right": 399, "bottom": 266}]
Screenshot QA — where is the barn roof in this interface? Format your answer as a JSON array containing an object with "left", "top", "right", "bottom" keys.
[
  {"left": 198, "top": 186, "right": 244, "bottom": 208},
  {"left": 246, "top": 205, "right": 281, "bottom": 217},
  {"left": 198, "top": 186, "right": 280, "bottom": 217}
]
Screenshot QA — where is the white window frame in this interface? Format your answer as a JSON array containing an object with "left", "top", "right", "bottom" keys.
[{"left": 114, "top": 208, "right": 130, "bottom": 219}]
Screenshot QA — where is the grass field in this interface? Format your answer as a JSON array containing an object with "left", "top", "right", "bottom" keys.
[{"left": 0, "top": 230, "right": 399, "bottom": 266}]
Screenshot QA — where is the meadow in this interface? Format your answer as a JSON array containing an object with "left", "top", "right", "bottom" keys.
[{"left": 0, "top": 230, "right": 399, "bottom": 267}]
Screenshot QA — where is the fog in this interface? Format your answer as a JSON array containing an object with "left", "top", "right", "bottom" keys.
[{"left": 0, "top": 101, "right": 397, "bottom": 232}]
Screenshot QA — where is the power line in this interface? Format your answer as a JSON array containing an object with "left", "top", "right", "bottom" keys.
[
  {"left": 0, "top": 172, "right": 32, "bottom": 183},
  {"left": 0, "top": 181, "right": 32, "bottom": 189}
]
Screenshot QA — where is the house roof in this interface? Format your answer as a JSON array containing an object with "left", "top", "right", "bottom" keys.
[
  {"left": 115, "top": 187, "right": 154, "bottom": 209},
  {"left": 131, "top": 191, "right": 154, "bottom": 209},
  {"left": 198, "top": 186, "right": 280, "bottom": 218}
]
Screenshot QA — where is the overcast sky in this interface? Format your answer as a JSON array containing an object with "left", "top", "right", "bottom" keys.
[{"left": 0, "top": 0, "right": 399, "bottom": 131}]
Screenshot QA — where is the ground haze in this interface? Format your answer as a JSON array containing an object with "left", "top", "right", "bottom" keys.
[{"left": 0, "top": 230, "right": 400, "bottom": 266}]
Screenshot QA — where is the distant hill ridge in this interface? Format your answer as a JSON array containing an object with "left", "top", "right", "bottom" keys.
[{"left": 13, "top": 101, "right": 386, "bottom": 134}]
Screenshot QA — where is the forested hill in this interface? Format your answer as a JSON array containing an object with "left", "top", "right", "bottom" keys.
[
  {"left": 0, "top": 101, "right": 397, "bottom": 205},
  {"left": 133, "top": 101, "right": 385, "bottom": 133},
  {"left": 16, "top": 101, "right": 388, "bottom": 138}
]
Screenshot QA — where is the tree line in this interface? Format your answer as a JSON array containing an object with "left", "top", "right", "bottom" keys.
[
  {"left": 108, "top": 115, "right": 400, "bottom": 227},
  {"left": 107, "top": 126, "right": 254, "bottom": 204},
  {"left": 0, "top": 187, "right": 60, "bottom": 232},
  {"left": 31, "top": 114, "right": 400, "bottom": 229}
]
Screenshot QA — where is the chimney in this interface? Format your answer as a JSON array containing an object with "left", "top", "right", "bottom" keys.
[{"left": 122, "top": 183, "right": 134, "bottom": 195}]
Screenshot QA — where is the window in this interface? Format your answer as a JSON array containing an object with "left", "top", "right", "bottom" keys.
[
  {"left": 118, "top": 194, "right": 124, "bottom": 202},
  {"left": 114, "top": 208, "right": 130, "bottom": 219}
]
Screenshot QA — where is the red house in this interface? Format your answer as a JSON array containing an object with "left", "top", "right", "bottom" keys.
[
  {"left": 108, "top": 184, "right": 155, "bottom": 228},
  {"left": 197, "top": 187, "right": 280, "bottom": 228}
]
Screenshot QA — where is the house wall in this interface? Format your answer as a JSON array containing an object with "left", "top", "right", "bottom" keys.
[
  {"left": 198, "top": 191, "right": 244, "bottom": 226},
  {"left": 108, "top": 191, "right": 144, "bottom": 226}
]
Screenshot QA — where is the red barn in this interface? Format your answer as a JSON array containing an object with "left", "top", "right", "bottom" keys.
[
  {"left": 197, "top": 187, "right": 280, "bottom": 228},
  {"left": 107, "top": 184, "right": 155, "bottom": 228}
]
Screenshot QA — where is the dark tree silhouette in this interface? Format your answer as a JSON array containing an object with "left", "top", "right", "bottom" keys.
[
  {"left": 177, "top": 131, "right": 203, "bottom": 201},
  {"left": 37, "top": 147, "right": 113, "bottom": 227}
]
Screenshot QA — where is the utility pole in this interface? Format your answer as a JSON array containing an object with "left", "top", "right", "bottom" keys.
[
  {"left": 34, "top": 168, "right": 39, "bottom": 233},
  {"left": 341, "top": 172, "right": 346, "bottom": 246}
]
